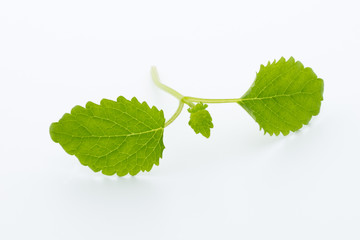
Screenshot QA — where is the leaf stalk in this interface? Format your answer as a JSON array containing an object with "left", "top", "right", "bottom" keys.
[{"left": 151, "top": 66, "right": 243, "bottom": 127}]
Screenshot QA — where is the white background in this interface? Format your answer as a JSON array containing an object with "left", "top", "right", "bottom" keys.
[{"left": 1, "top": 0, "right": 360, "bottom": 239}]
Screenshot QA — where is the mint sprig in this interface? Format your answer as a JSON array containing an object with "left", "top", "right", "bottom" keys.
[{"left": 50, "top": 57, "right": 324, "bottom": 176}]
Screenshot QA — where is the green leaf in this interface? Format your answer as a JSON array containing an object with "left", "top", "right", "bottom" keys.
[
  {"left": 188, "top": 103, "right": 214, "bottom": 138},
  {"left": 238, "top": 57, "right": 324, "bottom": 136},
  {"left": 50, "top": 96, "right": 165, "bottom": 176}
]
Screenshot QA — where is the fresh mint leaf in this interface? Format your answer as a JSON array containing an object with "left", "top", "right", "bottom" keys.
[
  {"left": 51, "top": 59, "right": 324, "bottom": 176},
  {"left": 188, "top": 103, "right": 214, "bottom": 138},
  {"left": 50, "top": 96, "right": 165, "bottom": 176},
  {"left": 238, "top": 57, "right": 324, "bottom": 136}
]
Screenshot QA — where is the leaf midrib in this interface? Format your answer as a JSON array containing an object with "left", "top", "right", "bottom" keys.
[
  {"left": 240, "top": 91, "right": 316, "bottom": 102},
  {"left": 55, "top": 127, "right": 164, "bottom": 139}
]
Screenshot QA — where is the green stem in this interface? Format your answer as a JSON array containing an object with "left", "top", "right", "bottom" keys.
[
  {"left": 151, "top": 66, "right": 243, "bottom": 127},
  {"left": 151, "top": 66, "right": 194, "bottom": 107},
  {"left": 164, "top": 101, "right": 184, "bottom": 127},
  {"left": 183, "top": 96, "right": 243, "bottom": 104}
]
